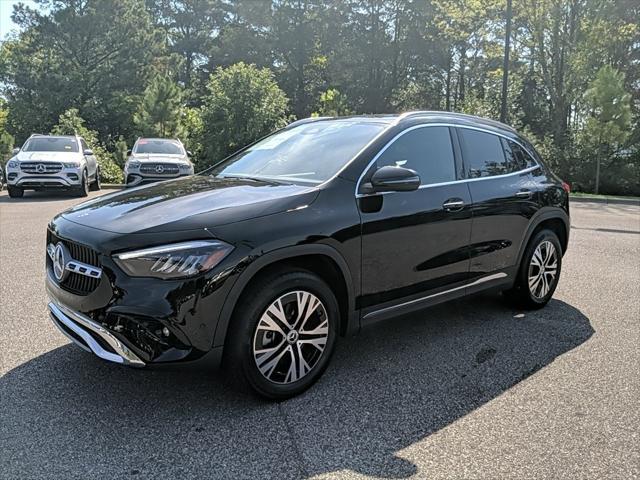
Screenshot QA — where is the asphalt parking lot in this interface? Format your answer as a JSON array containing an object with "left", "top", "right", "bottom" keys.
[{"left": 1, "top": 189, "right": 638, "bottom": 479}]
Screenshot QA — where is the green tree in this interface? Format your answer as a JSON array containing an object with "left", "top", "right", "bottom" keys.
[
  {"left": 314, "top": 88, "right": 351, "bottom": 117},
  {"left": 134, "top": 75, "right": 186, "bottom": 138},
  {"left": 0, "top": 100, "right": 15, "bottom": 167},
  {"left": 582, "top": 66, "right": 632, "bottom": 194},
  {"left": 52, "top": 109, "right": 124, "bottom": 183},
  {"left": 200, "top": 62, "right": 289, "bottom": 163},
  {"left": 1, "top": 0, "right": 162, "bottom": 143}
]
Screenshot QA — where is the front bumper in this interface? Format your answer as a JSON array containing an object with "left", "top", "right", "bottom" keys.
[
  {"left": 125, "top": 172, "right": 191, "bottom": 187},
  {"left": 49, "top": 301, "right": 146, "bottom": 366},
  {"left": 7, "top": 169, "right": 83, "bottom": 189}
]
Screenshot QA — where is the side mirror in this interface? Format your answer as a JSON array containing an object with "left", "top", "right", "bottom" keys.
[
  {"left": 126, "top": 149, "right": 132, "bottom": 156},
  {"left": 187, "top": 150, "right": 193, "bottom": 157},
  {"left": 365, "top": 165, "right": 421, "bottom": 193},
  {"left": 12, "top": 147, "right": 20, "bottom": 155},
  {"left": 83, "top": 149, "right": 94, "bottom": 156}
]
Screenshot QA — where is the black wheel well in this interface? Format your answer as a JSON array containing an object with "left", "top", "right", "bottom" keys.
[
  {"left": 231, "top": 254, "right": 351, "bottom": 337},
  {"left": 533, "top": 217, "right": 568, "bottom": 253}
]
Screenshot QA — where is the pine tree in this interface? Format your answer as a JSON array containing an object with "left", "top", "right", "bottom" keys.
[{"left": 134, "top": 76, "right": 185, "bottom": 138}]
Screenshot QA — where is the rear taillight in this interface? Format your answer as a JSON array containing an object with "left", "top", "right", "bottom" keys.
[{"left": 561, "top": 181, "right": 570, "bottom": 193}]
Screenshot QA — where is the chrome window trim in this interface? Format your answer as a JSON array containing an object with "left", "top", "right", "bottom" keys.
[{"left": 354, "top": 123, "right": 540, "bottom": 197}]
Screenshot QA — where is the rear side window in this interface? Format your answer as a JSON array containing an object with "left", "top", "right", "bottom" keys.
[
  {"left": 80, "top": 139, "right": 89, "bottom": 152},
  {"left": 458, "top": 129, "right": 507, "bottom": 178},
  {"left": 375, "top": 126, "right": 456, "bottom": 185},
  {"left": 502, "top": 139, "right": 537, "bottom": 171}
]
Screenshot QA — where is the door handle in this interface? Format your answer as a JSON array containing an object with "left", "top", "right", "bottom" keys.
[
  {"left": 442, "top": 198, "right": 465, "bottom": 212},
  {"left": 516, "top": 189, "right": 533, "bottom": 199}
]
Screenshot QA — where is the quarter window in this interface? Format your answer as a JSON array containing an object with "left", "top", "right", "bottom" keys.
[
  {"left": 375, "top": 126, "right": 456, "bottom": 185},
  {"left": 458, "top": 129, "right": 508, "bottom": 178},
  {"left": 503, "top": 139, "right": 537, "bottom": 171}
]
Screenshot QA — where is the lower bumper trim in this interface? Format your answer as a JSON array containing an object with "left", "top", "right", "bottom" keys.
[{"left": 48, "top": 302, "right": 146, "bottom": 367}]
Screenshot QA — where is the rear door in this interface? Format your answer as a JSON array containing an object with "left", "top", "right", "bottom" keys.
[
  {"left": 358, "top": 125, "right": 472, "bottom": 320},
  {"left": 457, "top": 127, "right": 539, "bottom": 279}
]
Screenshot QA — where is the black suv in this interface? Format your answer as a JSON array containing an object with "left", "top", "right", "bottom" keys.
[{"left": 46, "top": 112, "right": 569, "bottom": 399}]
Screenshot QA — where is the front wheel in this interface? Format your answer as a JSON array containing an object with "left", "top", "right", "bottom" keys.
[
  {"left": 7, "top": 186, "right": 24, "bottom": 198},
  {"left": 504, "top": 229, "right": 562, "bottom": 309},
  {"left": 224, "top": 269, "right": 339, "bottom": 399}
]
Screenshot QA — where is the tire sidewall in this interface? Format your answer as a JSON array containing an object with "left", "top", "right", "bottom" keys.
[
  {"left": 78, "top": 169, "right": 89, "bottom": 196},
  {"left": 229, "top": 270, "right": 339, "bottom": 399},
  {"left": 518, "top": 229, "right": 562, "bottom": 306}
]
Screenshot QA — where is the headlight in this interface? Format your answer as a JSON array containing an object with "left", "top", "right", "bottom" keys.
[
  {"left": 63, "top": 161, "right": 80, "bottom": 168},
  {"left": 113, "top": 240, "right": 233, "bottom": 279},
  {"left": 179, "top": 163, "right": 193, "bottom": 172},
  {"left": 7, "top": 160, "right": 18, "bottom": 169},
  {"left": 126, "top": 161, "right": 140, "bottom": 170}
]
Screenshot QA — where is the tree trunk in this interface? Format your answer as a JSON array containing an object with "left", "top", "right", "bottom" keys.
[{"left": 500, "top": 0, "right": 512, "bottom": 123}]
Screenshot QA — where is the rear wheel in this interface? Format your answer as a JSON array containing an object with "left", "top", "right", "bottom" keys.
[
  {"left": 7, "top": 186, "right": 24, "bottom": 198},
  {"left": 89, "top": 167, "right": 101, "bottom": 191},
  {"left": 504, "top": 229, "right": 562, "bottom": 309},
  {"left": 76, "top": 169, "right": 89, "bottom": 197},
  {"left": 224, "top": 269, "right": 339, "bottom": 399}
]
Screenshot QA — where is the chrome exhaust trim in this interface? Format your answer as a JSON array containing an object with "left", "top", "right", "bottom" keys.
[{"left": 48, "top": 302, "right": 145, "bottom": 367}]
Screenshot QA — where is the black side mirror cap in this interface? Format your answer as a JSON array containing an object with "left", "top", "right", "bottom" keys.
[
  {"left": 83, "top": 149, "right": 94, "bottom": 156},
  {"left": 363, "top": 165, "right": 421, "bottom": 193},
  {"left": 126, "top": 149, "right": 132, "bottom": 156},
  {"left": 187, "top": 150, "right": 193, "bottom": 157}
]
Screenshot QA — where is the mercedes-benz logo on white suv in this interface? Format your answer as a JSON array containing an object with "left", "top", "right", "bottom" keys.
[
  {"left": 52, "top": 242, "right": 69, "bottom": 282},
  {"left": 155, "top": 165, "right": 165, "bottom": 174},
  {"left": 36, "top": 163, "right": 46, "bottom": 173}
]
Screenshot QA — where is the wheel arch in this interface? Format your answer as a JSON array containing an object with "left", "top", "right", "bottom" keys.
[
  {"left": 213, "top": 244, "right": 357, "bottom": 348},
  {"left": 516, "top": 208, "right": 569, "bottom": 267}
]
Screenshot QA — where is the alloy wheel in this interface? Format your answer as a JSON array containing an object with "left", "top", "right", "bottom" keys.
[
  {"left": 528, "top": 240, "right": 558, "bottom": 299},
  {"left": 252, "top": 290, "right": 329, "bottom": 385}
]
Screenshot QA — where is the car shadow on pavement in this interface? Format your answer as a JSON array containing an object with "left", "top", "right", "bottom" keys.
[
  {"left": 1, "top": 294, "right": 593, "bottom": 479},
  {"left": 0, "top": 190, "right": 84, "bottom": 203}
]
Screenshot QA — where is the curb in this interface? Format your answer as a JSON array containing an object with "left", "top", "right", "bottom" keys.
[
  {"left": 570, "top": 196, "right": 640, "bottom": 206},
  {"left": 101, "top": 184, "right": 124, "bottom": 189}
]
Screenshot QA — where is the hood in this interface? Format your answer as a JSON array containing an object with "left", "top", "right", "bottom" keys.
[
  {"left": 17, "top": 151, "right": 82, "bottom": 162},
  {"left": 130, "top": 153, "right": 188, "bottom": 163},
  {"left": 60, "top": 175, "right": 319, "bottom": 234}
]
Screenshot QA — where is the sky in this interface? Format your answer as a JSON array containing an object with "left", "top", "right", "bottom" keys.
[{"left": 0, "top": 0, "right": 38, "bottom": 40}]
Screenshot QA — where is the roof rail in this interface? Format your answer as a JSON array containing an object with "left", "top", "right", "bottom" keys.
[
  {"left": 397, "top": 110, "right": 516, "bottom": 132},
  {"left": 285, "top": 116, "right": 333, "bottom": 129}
]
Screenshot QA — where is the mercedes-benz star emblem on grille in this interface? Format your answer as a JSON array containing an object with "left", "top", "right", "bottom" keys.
[
  {"left": 47, "top": 242, "right": 103, "bottom": 282},
  {"left": 53, "top": 242, "right": 69, "bottom": 282},
  {"left": 36, "top": 163, "right": 46, "bottom": 173},
  {"left": 155, "top": 165, "right": 165, "bottom": 174}
]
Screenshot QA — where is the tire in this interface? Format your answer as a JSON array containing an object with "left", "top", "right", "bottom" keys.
[
  {"left": 76, "top": 169, "right": 89, "bottom": 197},
  {"left": 7, "top": 186, "right": 24, "bottom": 198},
  {"left": 223, "top": 268, "right": 339, "bottom": 400},
  {"left": 89, "top": 167, "right": 101, "bottom": 191},
  {"left": 503, "top": 229, "right": 562, "bottom": 309}
]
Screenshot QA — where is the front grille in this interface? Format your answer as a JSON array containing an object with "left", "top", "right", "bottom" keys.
[
  {"left": 139, "top": 163, "right": 180, "bottom": 176},
  {"left": 20, "top": 162, "right": 63, "bottom": 174},
  {"left": 47, "top": 230, "right": 101, "bottom": 295}
]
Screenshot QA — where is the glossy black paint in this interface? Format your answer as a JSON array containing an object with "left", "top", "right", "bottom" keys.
[{"left": 46, "top": 112, "right": 570, "bottom": 366}]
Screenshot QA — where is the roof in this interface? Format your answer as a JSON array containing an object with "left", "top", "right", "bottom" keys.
[{"left": 289, "top": 111, "right": 517, "bottom": 134}]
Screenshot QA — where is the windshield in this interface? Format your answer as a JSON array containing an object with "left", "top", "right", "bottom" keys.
[
  {"left": 22, "top": 137, "right": 79, "bottom": 153},
  {"left": 134, "top": 139, "right": 184, "bottom": 155},
  {"left": 210, "top": 120, "right": 387, "bottom": 184}
]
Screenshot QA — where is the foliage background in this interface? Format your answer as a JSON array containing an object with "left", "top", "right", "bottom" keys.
[{"left": 0, "top": 0, "right": 638, "bottom": 194}]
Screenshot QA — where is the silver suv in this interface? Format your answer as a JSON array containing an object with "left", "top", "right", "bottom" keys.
[
  {"left": 4, "top": 134, "right": 100, "bottom": 198},
  {"left": 124, "top": 138, "right": 194, "bottom": 187}
]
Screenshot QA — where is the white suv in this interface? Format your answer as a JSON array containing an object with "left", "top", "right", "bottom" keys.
[
  {"left": 124, "top": 138, "right": 194, "bottom": 187},
  {"left": 5, "top": 134, "right": 100, "bottom": 198}
]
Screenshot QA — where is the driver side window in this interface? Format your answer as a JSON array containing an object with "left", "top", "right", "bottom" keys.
[{"left": 375, "top": 126, "right": 456, "bottom": 186}]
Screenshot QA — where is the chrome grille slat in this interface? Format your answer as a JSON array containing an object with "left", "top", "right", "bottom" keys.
[
  {"left": 139, "top": 163, "right": 180, "bottom": 175},
  {"left": 20, "top": 162, "right": 63, "bottom": 174}
]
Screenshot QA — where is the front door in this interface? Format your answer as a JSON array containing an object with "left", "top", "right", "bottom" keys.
[{"left": 358, "top": 125, "right": 472, "bottom": 320}]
